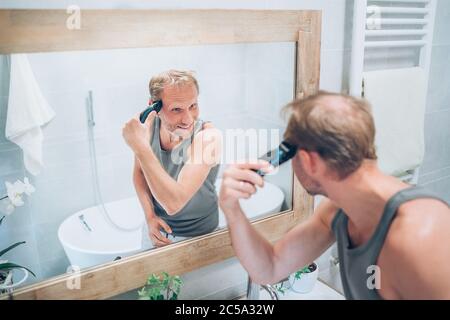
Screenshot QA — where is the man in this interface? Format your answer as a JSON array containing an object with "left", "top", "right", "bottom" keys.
[
  {"left": 123, "top": 70, "right": 221, "bottom": 248},
  {"left": 219, "top": 91, "right": 450, "bottom": 299}
]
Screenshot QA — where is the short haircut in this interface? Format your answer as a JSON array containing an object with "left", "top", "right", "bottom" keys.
[
  {"left": 283, "top": 91, "right": 377, "bottom": 179},
  {"left": 149, "top": 69, "right": 199, "bottom": 101}
]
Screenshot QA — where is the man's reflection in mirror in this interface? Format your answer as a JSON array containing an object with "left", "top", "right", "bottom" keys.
[{"left": 122, "top": 70, "right": 221, "bottom": 249}]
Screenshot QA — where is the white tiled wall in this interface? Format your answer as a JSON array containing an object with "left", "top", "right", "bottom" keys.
[
  {"left": 418, "top": 0, "right": 450, "bottom": 202},
  {"left": 0, "top": 0, "right": 449, "bottom": 299}
]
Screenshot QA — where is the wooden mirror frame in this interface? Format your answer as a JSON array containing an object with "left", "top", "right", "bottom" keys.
[{"left": 0, "top": 9, "right": 321, "bottom": 299}]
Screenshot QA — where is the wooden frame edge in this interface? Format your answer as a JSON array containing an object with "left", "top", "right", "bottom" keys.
[{"left": 1, "top": 9, "right": 315, "bottom": 54}]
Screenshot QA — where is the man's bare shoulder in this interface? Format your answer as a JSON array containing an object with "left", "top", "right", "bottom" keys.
[
  {"left": 393, "top": 197, "right": 449, "bottom": 237},
  {"left": 188, "top": 121, "right": 221, "bottom": 166},
  {"left": 381, "top": 197, "right": 450, "bottom": 298},
  {"left": 202, "top": 121, "right": 215, "bottom": 130},
  {"left": 193, "top": 121, "right": 220, "bottom": 142},
  {"left": 386, "top": 197, "right": 449, "bottom": 251}
]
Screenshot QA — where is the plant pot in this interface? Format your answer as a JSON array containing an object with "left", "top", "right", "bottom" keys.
[
  {"left": 0, "top": 269, "right": 9, "bottom": 282},
  {"left": 289, "top": 262, "right": 319, "bottom": 294},
  {"left": 0, "top": 268, "right": 29, "bottom": 294}
]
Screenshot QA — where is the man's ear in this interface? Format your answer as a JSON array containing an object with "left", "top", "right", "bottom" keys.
[
  {"left": 148, "top": 98, "right": 153, "bottom": 106},
  {"left": 298, "top": 149, "right": 318, "bottom": 175}
]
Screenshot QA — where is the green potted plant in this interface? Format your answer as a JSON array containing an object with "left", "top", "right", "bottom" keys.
[
  {"left": 288, "top": 262, "right": 318, "bottom": 294},
  {"left": 0, "top": 178, "right": 36, "bottom": 294},
  {"left": 273, "top": 262, "right": 319, "bottom": 296},
  {"left": 0, "top": 240, "right": 36, "bottom": 294},
  {"left": 137, "top": 272, "right": 183, "bottom": 300}
]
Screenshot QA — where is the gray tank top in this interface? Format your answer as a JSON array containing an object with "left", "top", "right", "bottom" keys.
[
  {"left": 331, "top": 186, "right": 448, "bottom": 300},
  {"left": 148, "top": 116, "right": 219, "bottom": 237}
]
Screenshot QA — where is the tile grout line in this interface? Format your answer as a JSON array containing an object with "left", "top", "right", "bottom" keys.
[
  {"left": 420, "top": 165, "right": 450, "bottom": 176},
  {"left": 421, "top": 173, "right": 450, "bottom": 185}
]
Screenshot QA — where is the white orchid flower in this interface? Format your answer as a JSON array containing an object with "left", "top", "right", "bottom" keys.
[
  {"left": 1, "top": 178, "right": 34, "bottom": 216},
  {"left": 5, "top": 181, "right": 25, "bottom": 207},
  {"left": 22, "top": 177, "right": 35, "bottom": 196},
  {"left": 13, "top": 179, "right": 26, "bottom": 194}
]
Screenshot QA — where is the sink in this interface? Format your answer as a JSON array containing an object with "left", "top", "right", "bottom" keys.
[{"left": 244, "top": 280, "right": 344, "bottom": 300}]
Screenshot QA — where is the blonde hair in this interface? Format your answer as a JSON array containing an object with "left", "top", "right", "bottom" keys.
[
  {"left": 283, "top": 91, "right": 377, "bottom": 179},
  {"left": 149, "top": 69, "right": 199, "bottom": 101}
]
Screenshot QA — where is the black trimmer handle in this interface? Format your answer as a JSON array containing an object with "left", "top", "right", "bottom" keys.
[{"left": 139, "top": 100, "right": 163, "bottom": 123}]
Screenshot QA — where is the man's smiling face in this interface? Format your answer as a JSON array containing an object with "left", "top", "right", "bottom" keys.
[{"left": 158, "top": 83, "right": 199, "bottom": 140}]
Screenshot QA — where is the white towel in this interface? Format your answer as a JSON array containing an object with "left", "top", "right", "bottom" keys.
[
  {"left": 363, "top": 67, "right": 427, "bottom": 177},
  {"left": 5, "top": 54, "right": 55, "bottom": 176}
]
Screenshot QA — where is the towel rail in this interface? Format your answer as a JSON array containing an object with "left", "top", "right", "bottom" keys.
[
  {"left": 350, "top": 0, "right": 437, "bottom": 95},
  {"left": 367, "top": 18, "right": 428, "bottom": 25},
  {"left": 366, "top": 29, "right": 427, "bottom": 36},
  {"left": 349, "top": 0, "right": 437, "bottom": 184},
  {"left": 365, "top": 40, "right": 426, "bottom": 48},
  {"left": 367, "top": 7, "right": 430, "bottom": 14},
  {"left": 372, "top": 0, "right": 430, "bottom": 3}
]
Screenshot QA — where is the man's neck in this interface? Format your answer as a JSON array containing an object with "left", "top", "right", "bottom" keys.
[{"left": 324, "top": 162, "right": 410, "bottom": 245}]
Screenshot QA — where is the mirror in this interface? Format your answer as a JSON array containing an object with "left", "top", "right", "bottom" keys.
[
  {"left": 0, "top": 41, "right": 295, "bottom": 288},
  {"left": 0, "top": 9, "right": 320, "bottom": 299}
]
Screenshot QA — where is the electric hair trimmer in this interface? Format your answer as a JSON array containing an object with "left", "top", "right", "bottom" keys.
[
  {"left": 253, "top": 141, "right": 297, "bottom": 176},
  {"left": 139, "top": 100, "right": 163, "bottom": 123}
]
